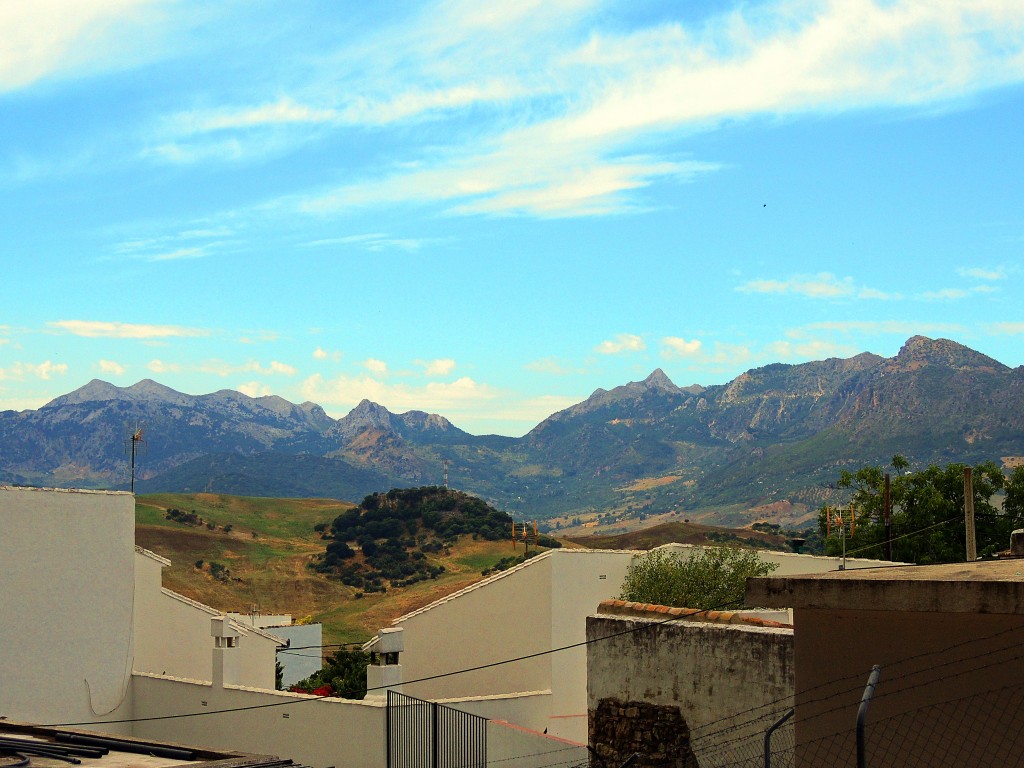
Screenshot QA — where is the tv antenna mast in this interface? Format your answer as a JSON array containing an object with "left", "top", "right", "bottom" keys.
[
  {"left": 125, "top": 424, "right": 145, "bottom": 493},
  {"left": 443, "top": 459, "right": 449, "bottom": 489}
]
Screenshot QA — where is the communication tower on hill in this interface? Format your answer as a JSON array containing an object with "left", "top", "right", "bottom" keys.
[{"left": 443, "top": 459, "right": 449, "bottom": 489}]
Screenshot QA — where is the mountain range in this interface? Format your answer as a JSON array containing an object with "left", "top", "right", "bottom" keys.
[{"left": 2, "top": 336, "right": 1022, "bottom": 526}]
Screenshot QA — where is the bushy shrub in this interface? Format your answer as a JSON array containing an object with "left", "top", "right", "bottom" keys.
[{"left": 619, "top": 547, "right": 777, "bottom": 610}]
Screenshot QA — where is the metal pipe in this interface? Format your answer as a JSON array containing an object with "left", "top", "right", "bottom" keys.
[
  {"left": 54, "top": 733, "right": 196, "bottom": 761},
  {"left": 856, "top": 666, "right": 882, "bottom": 768},
  {"left": 763, "top": 708, "right": 794, "bottom": 768}
]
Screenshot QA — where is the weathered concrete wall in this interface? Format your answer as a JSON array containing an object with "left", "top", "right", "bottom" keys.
[
  {"left": 0, "top": 487, "right": 136, "bottom": 732},
  {"left": 587, "top": 612, "right": 794, "bottom": 767},
  {"left": 792, "top": 608, "right": 1024, "bottom": 768}
]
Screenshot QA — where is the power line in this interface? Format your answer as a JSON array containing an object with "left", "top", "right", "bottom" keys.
[
  {"left": 695, "top": 627, "right": 1024, "bottom": 752},
  {"left": 690, "top": 619, "right": 1024, "bottom": 746},
  {"left": 837, "top": 516, "right": 960, "bottom": 557},
  {"left": 43, "top": 600, "right": 725, "bottom": 728}
]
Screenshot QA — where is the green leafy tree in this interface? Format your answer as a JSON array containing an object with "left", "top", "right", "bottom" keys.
[
  {"left": 1004, "top": 466, "right": 1024, "bottom": 524},
  {"left": 290, "top": 648, "right": 370, "bottom": 700},
  {"left": 821, "top": 459, "right": 1012, "bottom": 563},
  {"left": 619, "top": 546, "right": 778, "bottom": 610}
]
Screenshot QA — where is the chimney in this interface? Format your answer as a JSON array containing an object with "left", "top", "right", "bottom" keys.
[
  {"left": 211, "top": 616, "right": 241, "bottom": 687},
  {"left": 365, "top": 627, "right": 404, "bottom": 700},
  {"left": 1011, "top": 530, "right": 1024, "bottom": 558}
]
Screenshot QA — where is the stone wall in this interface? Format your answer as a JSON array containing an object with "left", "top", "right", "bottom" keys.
[
  {"left": 589, "top": 697, "right": 698, "bottom": 768},
  {"left": 587, "top": 604, "right": 794, "bottom": 767}
]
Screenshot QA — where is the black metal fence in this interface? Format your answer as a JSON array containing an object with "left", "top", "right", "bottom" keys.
[{"left": 387, "top": 690, "right": 488, "bottom": 768}]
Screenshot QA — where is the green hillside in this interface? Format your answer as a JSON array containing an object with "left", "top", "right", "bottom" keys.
[{"left": 135, "top": 492, "right": 536, "bottom": 647}]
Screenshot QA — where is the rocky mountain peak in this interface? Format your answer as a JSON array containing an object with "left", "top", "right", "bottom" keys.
[
  {"left": 893, "top": 336, "right": 1007, "bottom": 372},
  {"left": 642, "top": 368, "right": 679, "bottom": 392},
  {"left": 330, "top": 400, "right": 398, "bottom": 440},
  {"left": 398, "top": 410, "right": 457, "bottom": 433},
  {"left": 43, "top": 379, "right": 123, "bottom": 407},
  {"left": 125, "top": 379, "right": 196, "bottom": 405}
]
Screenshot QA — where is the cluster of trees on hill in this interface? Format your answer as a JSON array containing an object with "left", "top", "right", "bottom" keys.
[
  {"left": 311, "top": 486, "right": 559, "bottom": 592},
  {"left": 328, "top": 486, "right": 515, "bottom": 543},
  {"left": 819, "top": 457, "right": 1024, "bottom": 564},
  {"left": 165, "top": 507, "right": 233, "bottom": 534}
]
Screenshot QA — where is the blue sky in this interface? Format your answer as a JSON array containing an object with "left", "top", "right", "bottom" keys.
[{"left": 2, "top": 0, "right": 1023, "bottom": 436}]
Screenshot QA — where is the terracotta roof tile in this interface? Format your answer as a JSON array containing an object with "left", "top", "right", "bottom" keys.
[{"left": 596, "top": 599, "right": 791, "bottom": 629}]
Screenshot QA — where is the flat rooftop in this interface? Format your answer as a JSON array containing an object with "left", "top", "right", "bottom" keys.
[{"left": 746, "top": 559, "right": 1024, "bottom": 615}]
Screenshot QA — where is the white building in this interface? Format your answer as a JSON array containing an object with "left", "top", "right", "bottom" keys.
[
  {"left": 0, "top": 485, "right": 582, "bottom": 768},
  {"left": 227, "top": 612, "right": 324, "bottom": 688},
  {"left": 368, "top": 544, "right": 903, "bottom": 743}
]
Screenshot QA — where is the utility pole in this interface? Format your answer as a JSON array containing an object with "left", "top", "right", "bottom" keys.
[
  {"left": 964, "top": 466, "right": 977, "bottom": 561},
  {"left": 883, "top": 473, "right": 892, "bottom": 560}
]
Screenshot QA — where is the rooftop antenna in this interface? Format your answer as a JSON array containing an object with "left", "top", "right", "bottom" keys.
[{"left": 125, "top": 424, "right": 145, "bottom": 493}]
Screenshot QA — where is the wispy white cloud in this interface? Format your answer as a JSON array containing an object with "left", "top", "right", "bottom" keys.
[
  {"left": 595, "top": 333, "right": 646, "bottom": 355},
  {"left": 768, "top": 339, "right": 859, "bottom": 360},
  {"left": 0, "top": 0, "right": 168, "bottom": 93},
  {"left": 147, "top": 359, "right": 182, "bottom": 374},
  {"left": 799, "top": 320, "right": 966, "bottom": 335},
  {"left": 420, "top": 358, "right": 456, "bottom": 376},
  {"left": 0, "top": 361, "right": 69, "bottom": 381},
  {"left": 524, "top": 357, "right": 587, "bottom": 375},
  {"left": 279, "top": 0, "right": 1024, "bottom": 218},
  {"left": 50, "top": 320, "right": 209, "bottom": 339},
  {"left": 918, "top": 285, "right": 996, "bottom": 300},
  {"left": 198, "top": 359, "right": 297, "bottom": 377},
  {"left": 112, "top": 225, "right": 233, "bottom": 262},
  {"left": 988, "top": 322, "right": 1024, "bottom": 335},
  {"left": 661, "top": 336, "right": 703, "bottom": 358},
  {"left": 302, "top": 233, "right": 425, "bottom": 252},
  {"left": 301, "top": 372, "right": 499, "bottom": 415},
  {"left": 98, "top": 359, "right": 126, "bottom": 376},
  {"left": 676, "top": 341, "right": 753, "bottom": 368},
  {"left": 313, "top": 346, "right": 342, "bottom": 362},
  {"left": 237, "top": 381, "right": 273, "bottom": 398},
  {"left": 238, "top": 330, "right": 280, "bottom": 344},
  {"left": 174, "top": 98, "right": 338, "bottom": 134},
  {"left": 958, "top": 266, "right": 1007, "bottom": 280},
  {"left": 362, "top": 358, "right": 389, "bottom": 375},
  {"left": 737, "top": 272, "right": 902, "bottom": 300}
]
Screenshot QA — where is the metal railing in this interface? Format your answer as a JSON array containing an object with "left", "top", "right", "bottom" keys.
[{"left": 387, "top": 690, "right": 487, "bottom": 768}]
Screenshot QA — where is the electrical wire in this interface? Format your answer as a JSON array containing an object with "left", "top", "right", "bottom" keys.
[
  {"left": 689, "top": 614, "right": 1024, "bottom": 745},
  {"left": 693, "top": 628, "right": 1024, "bottom": 753},
  {"left": 832, "top": 516, "right": 960, "bottom": 557},
  {"left": 42, "top": 600, "right": 726, "bottom": 728}
]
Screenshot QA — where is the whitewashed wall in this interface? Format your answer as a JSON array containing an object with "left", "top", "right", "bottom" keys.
[
  {"left": 133, "top": 557, "right": 283, "bottom": 690},
  {"left": 0, "top": 486, "right": 136, "bottom": 731},
  {"left": 130, "top": 673, "right": 385, "bottom": 768},
  {"left": 382, "top": 545, "right": 898, "bottom": 744}
]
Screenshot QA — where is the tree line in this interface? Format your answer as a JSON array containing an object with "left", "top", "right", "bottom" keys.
[{"left": 820, "top": 457, "right": 1024, "bottom": 563}]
